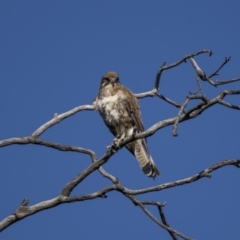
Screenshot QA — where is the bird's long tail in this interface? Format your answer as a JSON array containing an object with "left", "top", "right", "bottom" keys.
[{"left": 133, "top": 140, "right": 160, "bottom": 178}]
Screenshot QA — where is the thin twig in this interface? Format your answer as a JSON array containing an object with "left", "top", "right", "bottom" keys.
[
  {"left": 172, "top": 97, "right": 190, "bottom": 136},
  {"left": 158, "top": 204, "right": 178, "bottom": 240},
  {"left": 208, "top": 56, "right": 231, "bottom": 78},
  {"left": 156, "top": 92, "right": 182, "bottom": 108}
]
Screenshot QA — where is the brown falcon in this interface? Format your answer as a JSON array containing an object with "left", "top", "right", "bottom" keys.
[{"left": 96, "top": 71, "right": 160, "bottom": 178}]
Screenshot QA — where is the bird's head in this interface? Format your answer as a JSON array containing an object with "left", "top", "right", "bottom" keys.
[{"left": 100, "top": 71, "right": 120, "bottom": 89}]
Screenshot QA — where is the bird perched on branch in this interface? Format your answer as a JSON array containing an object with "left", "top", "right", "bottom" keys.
[{"left": 95, "top": 71, "right": 160, "bottom": 178}]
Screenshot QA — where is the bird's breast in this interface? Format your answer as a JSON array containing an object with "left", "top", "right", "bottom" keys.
[{"left": 96, "top": 93, "right": 122, "bottom": 125}]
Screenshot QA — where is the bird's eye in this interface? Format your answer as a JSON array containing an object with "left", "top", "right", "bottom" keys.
[
  {"left": 102, "top": 77, "right": 109, "bottom": 83},
  {"left": 101, "top": 77, "right": 109, "bottom": 87}
]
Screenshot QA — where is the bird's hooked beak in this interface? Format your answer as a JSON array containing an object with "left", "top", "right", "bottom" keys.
[{"left": 110, "top": 78, "right": 116, "bottom": 87}]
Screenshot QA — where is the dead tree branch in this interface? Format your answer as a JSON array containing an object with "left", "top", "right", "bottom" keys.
[
  {"left": 32, "top": 105, "right": 95, "bottom": 138},
  {"left": 142, "top": 201, "right": 178, "bottom": 240},
  {"left": 189, "top": 57, "right": 240, "bottom": 87},
  {"left": 154, "top": 49, "right": 212, "bottom": 91},
  {"left": 1, "top": 157, "right": 237, "bottom": 237},
  {"left": 122, "top": 159, "right": 240, "bottom": 195},
  {"left": 208, "top": 56, "right": 231, "bottom": 78},
  {"left": 0, "top": 50, "right": 239, "bottom": 239}
]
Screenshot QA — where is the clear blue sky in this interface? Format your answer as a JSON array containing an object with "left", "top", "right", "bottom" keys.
[{"left": 1, "top": 1, "right": 240, "bottom": 239}]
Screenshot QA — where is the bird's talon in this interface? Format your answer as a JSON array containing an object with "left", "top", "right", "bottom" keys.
[
  {"left": 113, "top": 140, "right": 120, "bottom": 149},
  {"left": 107, "top": 144, "right": 117, "bottom": 153},
  {"left": 133, "top": 126, "right": 137, "bottom": 135}
]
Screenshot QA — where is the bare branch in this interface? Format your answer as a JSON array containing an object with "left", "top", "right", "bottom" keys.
[
  {"left": 218, "top": 99, "right": 240, "bottom": 110},
  {"left": 126, "top": 194, "right": 192, "bottom": 240},
  {"left": 1, "top": 158, "right": 239, "bottom": 233},
  {"left": 172, "top": 94, "right": 209, "bottom": 136},
  {"left": 155, "top": 49, "right": 212, "bottom": 90},
  {"left": 189, "top": 57, "right": 216, "bottom": 86},
  {"left": 61, "top": 150, "right": 115, "bottom": 196},
  {"left": 208, "top": 56, "right": 231, "bottom": 78},
  {"left": 134, "top": 89, "right": 157, "bottom": 98},
  {"left": 0, "top": 137, "right": 97, "bottom": 162},
  {"left": 155, "top": 92, "right": 182, "bottom": 108},
  {"left": 2, "top": 88, "right": 237, "bottom": 158},
  {"left": 172, "top": 97, "right": 190, "bottom": 136},
  {"left": 142, "top": 201, "right": 178, "bottom": 239},
  {"left": 213, "top": 77, "right": 240, "bottom": 86},
  {"left": 141, "top": 200, "right": 166, "bottom": 207},
  {"left": 123, "top": 159, "right": 240, "bottom": 195},
  {"left": 0, "top": 185, "right": 116, "bottom": 232},
  {"left": 135, "top": 88, "right": 182, "bottom": 108},
  {"left": 121, "top": 89, "right": 240, "bottom": 146},
  {"left": 157, "top": 204, "right": 178, "bottom": 240},
  {"left": 2, "top": 89, "right": 238, "bottom": 155},
  {"left": 189, "top": 57, "right": 240, "bottom": 87},
  {"left": 32, "top": 104, "right": 95, "bottom": 138}
]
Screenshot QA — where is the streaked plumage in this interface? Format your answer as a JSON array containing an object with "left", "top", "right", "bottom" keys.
[{"left": 96, "top": 71, "right": 160, "bottom": 178}]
